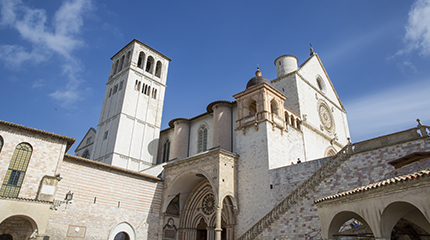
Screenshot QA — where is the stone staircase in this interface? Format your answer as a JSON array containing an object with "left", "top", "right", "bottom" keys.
[{"left": 238, "top": 123, "right": 430, "bottom": 240}]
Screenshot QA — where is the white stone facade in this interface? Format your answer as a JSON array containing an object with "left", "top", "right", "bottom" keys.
[{"left": 91, "top": 39, "right": 171, "bottom": 172}]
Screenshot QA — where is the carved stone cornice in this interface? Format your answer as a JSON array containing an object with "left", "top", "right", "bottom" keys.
[{"left": 164, "top": 148, "right": 239, "bottom": 172}]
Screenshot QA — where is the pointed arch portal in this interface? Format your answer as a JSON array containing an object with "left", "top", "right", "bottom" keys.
[{"left": 162, "top": 149, "right": 239, "bottom": 240}]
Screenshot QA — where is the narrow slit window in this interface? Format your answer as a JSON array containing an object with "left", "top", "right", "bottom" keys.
[
  {"left": 152, "top": 89, "right": 157, "bottom": 99},
  {"left": 198, "top": 125, "right": 208, "bottom": 153}
]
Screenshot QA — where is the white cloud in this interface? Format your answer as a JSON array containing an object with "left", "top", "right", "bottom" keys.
[
  {"left": 0, "top": 44, "right": 49, "bottom": 67},
  {"left": 397, "top": 0, "right": 430, "bottom": 56},
  {"left": 345, "top": 80, "right": 430, "bottom": 142},
  {"left": 0, "top": 0, "right": 92, "bottom": 108},
  {"left": 32, "top": 79, "right": 47, "bottom": 89}
]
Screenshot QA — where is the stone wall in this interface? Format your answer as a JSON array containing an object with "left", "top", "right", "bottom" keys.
[
  {"left": 0, "top": 123, "right": 68, "bottom": 199},
  {"left": 255, "top": 137, "right": 430, "bottom": 239},
  {"left": 47, "top": 155, "right": 163, "bottom": 240},
  {"left": 269, "top": 157, "right": 330, "bottom": 204}
]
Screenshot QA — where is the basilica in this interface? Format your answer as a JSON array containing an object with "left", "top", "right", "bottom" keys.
[{"left": 0, "top": 39, "right": 429, "bottom": 240}]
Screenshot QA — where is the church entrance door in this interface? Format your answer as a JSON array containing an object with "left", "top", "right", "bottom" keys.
[{"left": 196, "top": 218, "right": 207, "bottom": 240}]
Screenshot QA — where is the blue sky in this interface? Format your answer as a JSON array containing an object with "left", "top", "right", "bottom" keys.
[{"left": 1, "top": 0, "right": 429, "bottom": 153}]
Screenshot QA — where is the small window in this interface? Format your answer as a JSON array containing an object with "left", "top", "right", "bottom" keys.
[
  {"left": 0, "top": 143, "right": 33, "bottom": 197},
  {"left": 114, "top": 60, "right": 119, "bottom": 75},
  {"left": 114, "top": 232, "right": 130, "bottom": 240},
  {"left": 270, "top": 99, "right": 278, "bottom": 116},
  {"left": 296, "top": 119, "right": 301, "bottom": 130},
  {"left": 162, "top": 139, "right": 170, "bottom": 163},
  {"left": 290, "top": 115, "right": 295, "bottom": 128},
  {"left": 118, "top": 55, "right": 125, "bottom": 72},
  {"left": 146, "top": 86, "right": 151, "bottom": 96},
  {"left": 119, "top": 81, "right": 123, "bottom": 91},
  {"left": 137, "top": 52, "right": 145, "bottom": 69},
  {"left": 109, "top": 88, "right": 112, "bottom": 97},
  {"left": 125, "top": 51, "right": 131, "bottom": 64},
  {"left": 248, "top": 100, "right": 257, "bottom": 115},
  {"left": 152, "top": 89, "right": 157, "bottom": 99},
  {"left": 135, "top": 81, "right": 141, "bottom": 92},
  {"left": 316, "top": 75, "right": 326, "bottom": 94},
  {"left": 142, "top": 84, "right": 146, "bottom": 94},
  {"left": 103, "top": 131, "right": 108, "bottom": 140},
  {"left": 146, "top": 56, "right": 154, "bottom": 73},
  {"left": 198, "top": 124, "right": 208, "bottom": 153},
  {"left": 155, "top": 61, "right": 162, "bottom": 78},
  {"left": 285, "top": 112, "right": 289, "bottom": 124},
  {"left": 113, "top": 84, "right": 118, "bottom": 94}
]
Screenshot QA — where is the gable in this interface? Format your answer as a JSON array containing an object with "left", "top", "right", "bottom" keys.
[
  {"left": 297, "top": 54, "right": 345, "bottom": 112},
  {"left": 75, "top": 127, "right": 96, "bottom": 152}
]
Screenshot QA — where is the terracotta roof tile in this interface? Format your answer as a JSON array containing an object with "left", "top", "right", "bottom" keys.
[{"left": 315, "top": 168, "right": 430, "bottom": 204}]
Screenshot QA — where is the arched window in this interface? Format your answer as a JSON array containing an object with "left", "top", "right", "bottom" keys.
[
  {"left": 118, "top": 55, "right": 125, "bottom": 72},
  {"left": 248, "top": 100, "right": 257, "bottom": 115},
  {"left": 316, "top": 75, "right": 326, "bottom": 94},
  {"left": 125, "top": 51, "right": 131, "bottom": 64},
  {"left": 290, "top": 115, "right": 295, "bottom": 128},
  {"left": 296, "top": 118, "right": 301, "bottom": 130},
  {"left": 270, "top": 99, "right": 278, "bottom": 116},
  {"left": 114, "top": 232, "right": 130, "bottom": 240},
  {"left": 146, "top": 56, "right": 154, "bottom": 73},
  {"left": 152, "top": 89, "right": 157, "bottom": 99},
  {"left": 135, "top": 80, "right": 141, "bottom": 91},
  {"left": 198, "top": 125, "right": 208, "bottom": 153},
  {"left": 0, "top": 143, "right": 33, "bottom": 197},
  {"left": 114, "top": 60, "right": 119, "bottom": 75},
  {"left": 162, "top": 139, "right": 170, "bottom": 163},
  {"left": 119, "top": 81, "right": 124, "bottom": 91},
  {"left": 155, "top": 61, "right": 162, "bottom": 78},
  {"left": 285, "top": 112, "right": 289, "bottom": 124},
  {"left": 137, "top": 52, "right": 145, "bottom": 69},
  {"left": 0, "top": 135, "right": 3, "bottom": 153}
]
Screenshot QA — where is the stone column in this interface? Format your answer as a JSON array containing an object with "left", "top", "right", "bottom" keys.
[
  {"left": 214, "top": 206, "right": 222, "bottom": 240},
  {"left": 226, "top": 225, "right": 234, "bottom": 240},
  {"left": 207, "top": 227, "right": 215, "bottom": 240},
  {"left": 212, "top": 102, "right": 232, "bottom": 152},
  {"left": 171, "top": 118, "right": 190, "bottom": 160}
]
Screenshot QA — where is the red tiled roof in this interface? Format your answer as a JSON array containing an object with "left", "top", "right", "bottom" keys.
[{"left": 315, "top": 168, "right": 430, "bottom": 204}]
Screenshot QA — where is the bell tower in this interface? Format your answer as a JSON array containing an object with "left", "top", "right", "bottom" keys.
[{"left": 92, "top": 39, "right": 171, "bottom": 171}]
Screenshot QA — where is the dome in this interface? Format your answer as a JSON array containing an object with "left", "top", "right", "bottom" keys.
[{"left": 246, "top": 68, "right": 271, "bottom": 89}]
